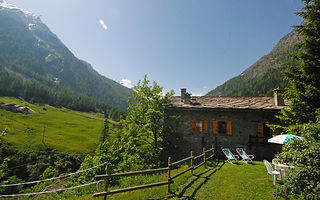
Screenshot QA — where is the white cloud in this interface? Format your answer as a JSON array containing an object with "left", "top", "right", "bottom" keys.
[
  {"left": 120, "top": 79, "right": 134, "bottom": 88},
  {"left": 192, "top": 93, "right": 203, "bottom": 96},
  {"left": 99, "top": 19, "right": 108, "bottom": 30},
  {"left": 192, "top": 86, "right": 209, "bottom": 96}
]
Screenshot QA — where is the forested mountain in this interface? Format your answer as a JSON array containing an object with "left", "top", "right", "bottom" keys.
[
  {"left": 206, "top": 28, "right": 302, "bottom": 97},
  {"left": 0, "top": 1, "right": 131, "bottom": 110}
]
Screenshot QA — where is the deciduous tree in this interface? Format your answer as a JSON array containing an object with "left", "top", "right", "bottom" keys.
[{"left": 117, "top": 75, "right": 174, "bottom": 169}]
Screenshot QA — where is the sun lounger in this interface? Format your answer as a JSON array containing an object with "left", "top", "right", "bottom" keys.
[
  {"left": 236, "top": 147, "right": 254, "bottom": 163},
  {"left": 222, "top": 148, "right": 239, "bottom": 164}
]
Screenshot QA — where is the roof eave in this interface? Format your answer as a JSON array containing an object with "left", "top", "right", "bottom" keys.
[{"left": 165, "top": 106, "right": 284, "bottom": 112}]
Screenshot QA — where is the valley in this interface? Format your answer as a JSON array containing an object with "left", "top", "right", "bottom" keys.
[{"left": 1, "top": 0, "right": 318, "bottom": 199}]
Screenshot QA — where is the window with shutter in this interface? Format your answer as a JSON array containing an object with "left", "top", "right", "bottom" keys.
[
  {"left": 218, "top": 121, "right": 227, "bottom": 134},
  {"left": 202, "top": 120, "right": 208, "bottom": 133},
  {"left": 226, "top": 121, "right": 232, "bottom": 135},
  {"left": 191, "top": 119, "right": 207, "bottom": 134},
  {"left": 257, "top": 122, "right": 275, "bottom": 143},
  {"left": 196, "top": 120, "right": 202, "bottom": 133},
  {"left": 213, "top": 120, "right": 218, "bottom": 134},
  {"left": 190, "top": 119, "right": 197, "bottom": 133},
  {"left": 213, "top": 120, "right": 232, "bottom": 135},
  {"left": 258, "top": 122, "right": 264, "bottom": 143}
]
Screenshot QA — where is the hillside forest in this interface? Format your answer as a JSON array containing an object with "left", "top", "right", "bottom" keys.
[
  {"left": 206, "top": 27, "right": 302, "bottom": 97},
  {"left": 0, "top": 68, "right": 125, "bottom": 120}
]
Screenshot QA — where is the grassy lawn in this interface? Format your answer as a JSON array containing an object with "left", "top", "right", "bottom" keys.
[
  {"left": 0, "top": 97, "right": 105, "bottom": 153},
  {"left": 162, "top": 161, "right": 276, "bottom": 200},
  {"left": 46, "top": 161, "right": 276, "bottom": 200}
]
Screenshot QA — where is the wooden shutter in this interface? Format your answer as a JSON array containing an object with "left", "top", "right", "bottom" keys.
[
  {"left": 191, "top": 120, "right": 196, "bottom": 133},
  {"left": 202, "top": 120, "right": 208, "bottom": 133},
  {"left": 258, "top": 122, "right": 264, "bottom": 143},
  {"left": 213, "top": 120, "right": 218, "bottom": 134},
  {"left": 226, "top": 121, "right": 232, "bottom": 135}
]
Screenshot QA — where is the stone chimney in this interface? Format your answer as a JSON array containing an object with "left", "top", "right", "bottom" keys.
[
  {"left": 273, "top": 88, "right": 284, "bottom": 106},
  {"left": 184, "top": 92, "right": 191, "bottom": 104},
  {"left": 181, "top": 88, "right": 186, "bottom": 102},
  {"left": 181, "top": 88, "right": 192, "bottom": 104}
]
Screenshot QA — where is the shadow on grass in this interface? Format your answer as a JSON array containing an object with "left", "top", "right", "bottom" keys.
[
  {"left": 235, "top": 161, "right": 257, "bottom": 165},
  {"left": 155, "top": 161, "right": 225, "bottom": 200},
  {"left": 229, "top": 161, "right": 242, "bottom": 165}
]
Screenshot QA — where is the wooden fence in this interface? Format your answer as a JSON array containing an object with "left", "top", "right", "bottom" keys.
[
  {"left": 93, "top": 145, "right": 215, "bottom": 199},
  {"left": 0, "top": 162, "right": 109, "bottom": 199}
]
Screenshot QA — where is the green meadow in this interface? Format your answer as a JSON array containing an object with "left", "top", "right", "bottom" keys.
[
  {"left": 33, "top": 161, "right": 275, "bottom": 200},
  {"left": 0, "top": 97, "right": 105, "bottom": 153},
  {"left": 103, "top": 161, "right": 275, "bottom": 200}
]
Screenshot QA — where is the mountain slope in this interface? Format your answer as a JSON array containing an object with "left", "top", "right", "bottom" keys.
[
  {"left": 0, "top": 97, "right": 105, "bottom": 153},
  {"left": 206, "top": 29, "right": 302, "bottom": 97},
  {"left": 0, "top": 1, "right": 131, "bottom": 109}
]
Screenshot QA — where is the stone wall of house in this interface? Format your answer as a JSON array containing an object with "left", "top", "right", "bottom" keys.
[{"left": 165, "top": 108, "right": 282, "bottom": 160}]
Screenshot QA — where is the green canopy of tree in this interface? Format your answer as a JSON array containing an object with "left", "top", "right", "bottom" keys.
[
  {"left": 113, "top": 75, "right": 175, "bottom": 170},
  {"left": 278, "top": 0, "right": 320, "bottom": 126},
  {"left": 73, "top": 76, "right": 178, "bottom": 184},
  {"left": 273, "top": 1, "right": 320, "bottom": 199}
]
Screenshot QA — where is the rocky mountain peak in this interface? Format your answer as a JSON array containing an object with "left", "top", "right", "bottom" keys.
[
  {"left": 0, "top": 0, "right": 39, "bottom": 18},
  {"left": 0, "top": 3, "right": 132, "bottom": 109}
]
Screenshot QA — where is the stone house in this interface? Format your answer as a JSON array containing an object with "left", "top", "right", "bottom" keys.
[{"left": 165, "top": 89, "right": 287, "bottom": 160}]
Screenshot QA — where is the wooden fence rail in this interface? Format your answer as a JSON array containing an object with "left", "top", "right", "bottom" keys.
[
  {"left": 95, "top": 167, "right": 170, "bottom": 179},
  {"left": 170, "top": 166, "right": 193, "bottom": 180},
  {"left": 194, "top": 153, "right": 204, "bottom": 160},
  {"left": 93, "top": 181, "right": 173, "bottom": 198},
  {"left": 171, "top": 156, "right": 192, "bottom": 166},
  {"left": 0, "top": 180, "right": 104, "bottom": 199},
  {"left": 194, "top": 162, "right": 205, "bottom": 170},
  {"left": 94, "top": 144, "right": 215, "bottom": 199},
  {"left": 0, "top": 161, "right": 108, "bottom": 188},
  {"left": 205, "top": 148, "right": 213, "bottom": 153},
  {"left": 206, "top": 154, "right": 215, "bottom": 161}
]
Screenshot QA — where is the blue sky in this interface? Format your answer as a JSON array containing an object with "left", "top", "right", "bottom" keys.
[{"left": 7, "top": 0, "right": 304, "bottom": 95}]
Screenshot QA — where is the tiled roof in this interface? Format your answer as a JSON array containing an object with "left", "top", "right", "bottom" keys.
[{"left": 168, "top": 96, "right": 288, "bottom": 110}]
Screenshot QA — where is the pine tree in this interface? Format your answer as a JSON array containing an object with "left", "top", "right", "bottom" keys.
[{"left": 279, "top": 0, "right": 320, "bottom": 125}]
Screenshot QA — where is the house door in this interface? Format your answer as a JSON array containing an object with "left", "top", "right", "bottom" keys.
[{"left": 258, "top": 122, "right": 273, "bottom": 143}]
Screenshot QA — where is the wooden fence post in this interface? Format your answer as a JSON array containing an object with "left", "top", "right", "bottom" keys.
[
  {"left": 167, "top": 157, "right": 171, "bottom": 193},
  {"left": 190, "top": 151, "right": 194, "bottom": 175},
  {"left": 203, "top": 147, "right": 206, "bottom": 168},
  {"left": 212, "top": 144, "right": 215, "bottom": 158},
  {"left": 104, "top": 163, "right": 110, "bottom": 200}
]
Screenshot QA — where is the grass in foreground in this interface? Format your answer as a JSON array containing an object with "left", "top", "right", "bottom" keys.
[
  {"left": 0, "top": 97, "right": 105, "bottom": 153},
  {"left": 164, "top": 161, "right": 276, "bottom": 200},
  {"left": 36, "top": 161, "right": 277, "bottom": 200}
]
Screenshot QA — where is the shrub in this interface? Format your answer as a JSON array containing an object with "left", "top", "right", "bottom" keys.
[{"left": 274, "top": 123, "right": 320, "bottom": 200}]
